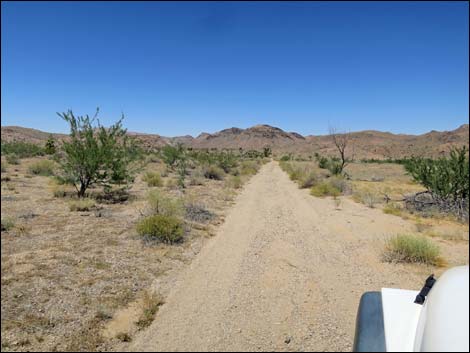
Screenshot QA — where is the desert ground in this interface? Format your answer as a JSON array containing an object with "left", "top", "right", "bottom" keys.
[{"left": 1, "top": 153, "right": 468, "bottom": 352}]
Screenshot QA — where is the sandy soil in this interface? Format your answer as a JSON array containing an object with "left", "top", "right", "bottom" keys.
[{"left": 128, "top": 161, "right": 468, "bottom": 351}]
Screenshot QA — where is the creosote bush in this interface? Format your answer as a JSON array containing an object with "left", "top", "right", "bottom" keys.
[
  {"left": 383, "top": 234, "right": 444, "bottom": 266},
  {"left": 136, "top": 214, "right": 184, "bottom": 244},
  {"left": 1, "top": 217, "right": 15, "bottom": 232},
  {"left": 226, "top": 175, "right": 242, "bottom": 189},
  {"left": 28, "top": 160, "right": 56, "bottom": 176}
]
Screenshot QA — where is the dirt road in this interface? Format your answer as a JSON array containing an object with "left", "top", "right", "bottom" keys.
[{"left": 129, "top": 161, "right": 439, "bottom": 351}]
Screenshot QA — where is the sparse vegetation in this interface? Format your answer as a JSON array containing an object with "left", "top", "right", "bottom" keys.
[
  {"left": 1, "top": 141, "right": 45, "bottom": 158},
  {"left": 142, "top": 171, "right": 163, "bottom": 187},
  {"left": 383, "top": 234, "right": 444, "bottom": 266},
  {"left": 136, "top": 214, "right": 184, "bottom": 243},
  {"left": 383, "top": 202, "right": 404, "bottom": 217},
  {"left": 226, "top": 175, "right": 242, "bottom": 189},
  {"left": 147, "top": 190, "right": 184, "bottom": 218},
  {"left": 6, "top": 153, "right": 20, "bottom": 165},
  {"left": 353, "top": 190, "right": 381, "bottom": 208},
  {"left": 203, "top": 165, "right": 225, "bottom": 180},
  {"left": 28, "top": 159, "right": 56, "bottom": 176},
  {"left": 44, "top": 135, "right": 56, "bottom": 155},
  {"left": 1, "top": 217, "right": 15, "bottom": 232},
  {"left": 135, "top": 291, "right": 164, "bottom": 329},
  {"left": 69, "top": 198, "right": 96, "bottom": 211},
  {"left": 310, "top": 182, "right": 341, "bottom": 198}
]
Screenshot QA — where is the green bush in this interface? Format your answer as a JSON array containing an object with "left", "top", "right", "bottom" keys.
[
  {"left": 383, "top": 234, "right": 444, "bottom": 266},
  {"left": 310, "top": 182, "right": 341, "bottom": 197},
  {"left": 147, "top": 190, "right": 184, "bottom": 217},
  {"left": 44, "top": 135, "right": 56, "bottom": 155},
  {"left": 404, "top": 147, "right": 469, "bottom": 218},
  {"left": 327, "top": 160, "right": 343, "bottom": 175},
  {"left": 280, "top": 154, "right": 291, "bottom": 162},
  {"left": 136, "top": 214, "right": 184, "bottom": 243},
  {"left": 203, "top": 165, "right": 225, "bottom": 180},
  {"left": 318, "top": 156, "right": 329, "bottom": 169},
  {"left": 28, "top": 160, "right": 56, "bottom": 176},
  {"left": 58, "top": 109, "right": 142, "bottom": 198},
  {"left": 6, "top": 154, "right": 20, "bottom": 165},
  {"left": 142, "top": 171, "right": 163, "bottom": 187},
  {"left": 1, "top": 141, "right": 45, "bottom": 158},
  {"left": 69, "top": 198, "right": 96, "bottom": 211}
]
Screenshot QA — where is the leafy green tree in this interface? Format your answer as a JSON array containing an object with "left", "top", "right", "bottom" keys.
[{"left": 58, "top": 109, "right": 141, "bottom": 198}]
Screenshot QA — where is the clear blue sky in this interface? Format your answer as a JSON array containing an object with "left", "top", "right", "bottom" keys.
[{"left": 1, "top": 1, "right": 468, "bottom": 136}]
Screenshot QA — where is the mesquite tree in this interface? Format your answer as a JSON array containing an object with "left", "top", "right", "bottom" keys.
[
  {"left": 404, "top": 146, "right": 469, "bottom": 219},
  {"left": 58, "top": 109, "right": 141, "bottom": 197}
]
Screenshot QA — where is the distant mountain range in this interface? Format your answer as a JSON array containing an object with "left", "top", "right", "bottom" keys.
[{"left": 1, "top": 123, "right": 468, "bottom": 159}]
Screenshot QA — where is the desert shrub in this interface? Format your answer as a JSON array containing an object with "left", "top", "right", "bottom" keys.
[
  {"left": 189, "top": 168, "right": 205, "bottom": 186},
  {"left": 161, "top": 144, "right": 185, "bottom": 169},
  {"left": 318, "top": 156, "right": 329, "bottom": 169},
  {"left": 185, "top": 202, "right": 215, "bottom": 223},
  {"left": 203, "top": 165, "right": 225, "bottom": 180},
  {"left": 1, "top": 217, "right": 15, "bottom": 232},
  {"left": 280, "top": 154, "right": 291, "bottom": 162},
  {"left": 328, "top": 176, "right": 350, "bottom": 194},
  {"left": 1, "top": 163, "right": 6, "bottom": 173},
  {"left": 147, "top": 190, "right": 184, "bottom": 217},
  {"left": 1, "top": 141, "right": 44, "bottom": 158},
  {"left": 28, "top": 160, "right": 56, "bottom": 176},
  {"left": 58, "top": 109, "right": 142, "bottom": 198},
  {"left": 310, "top": 182, "right": 341, "bottom": 198},
  {"left": 298, "top": 171, "right": 318, "bottom": 189},
  {"left": 383, "top": 234, "right": 443, "bottom": 266},
  {"left": 404, "top": 147, "right": 469, "bottom": 218},
  {"left": 383, "top": 202, "right": 404, "bottom": 216},
  {"left": 240, "top": 160, "right": 259, "bottom": 175},
  {"left": 53, "top": 175, "right": 76, "bottom": 185},
  {"left": 226, "top": 175, "right": 242, "bottom": 189},
  {"left": 142, "top": 171, "right": 163, "bottom": 187},
  {"left": 69, "top": 198, "right": 96, "bottom": 211},
  {"left": 353, "top": 190, "right": 381, "bottom": 208},
  {"left": 327, "top": 160, "right": 343, "bottom": 175},
  {"left": 44, "top": 135, "right": 56, "bottom": 155},
  {"left": 136, "top": 214, "right": 184, "bottom": 243},
  {"left": 6, "top": 153, "right": 20, "bottom": 165},
  {"left": 216, "top": 152, "right": 238, "bottom": 173}
]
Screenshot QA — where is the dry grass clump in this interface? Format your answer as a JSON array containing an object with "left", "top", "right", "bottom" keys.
[
  {"left": 353, "top": 190, "right": 382, "bottom": 208},
  {"left": 1, "top": 217, "right": 15, "bottom": 232},
  {"left": 383, "top": 234, "right": 445, "bottom": 266},
  {"left": 142, "top": 171, "right": 163, "bottom": 187},
  {"left": 184, "top": 202, "right": 215, "bottom": 223},
  {"left": 383, "top": 202, "right": 404, "bottom": 217},
  {"left": 147, "top": 190, "right": 184, "bottom": 218},
  {"left": 225, "top": 175, "right": 243, "bottom": 189},
  {"left": 203, "top": 165, "right": 225, "bottom": 180},
  {"left": 136, "top": 214, "right": 184, "bottom": 243},
  {"left": 135, "top": 291, "right": 164, "bottom": 329},
  {"left": 239, "top": 160, "right": 260, "bottom": 176},
  {"left": 69, "top": 198, "right": 96, "bottom": 212},
  {"left": 310, "top": 182, "right": 341, "bottom": 198},
  {"left": 28, "top": 160, "right": 56, "bottom": 176},
  {"left": 189, "top": 168, "right": 205, "bottom": 186}
]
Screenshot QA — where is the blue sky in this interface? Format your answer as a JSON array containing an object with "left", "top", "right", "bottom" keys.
[{"left": 1, "top": 1, "right": 468, "bottom": 136}]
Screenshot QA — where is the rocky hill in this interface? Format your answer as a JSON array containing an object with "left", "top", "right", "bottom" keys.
[{"left": 2, "top": 123, "right": 468, "bottom": 159}]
